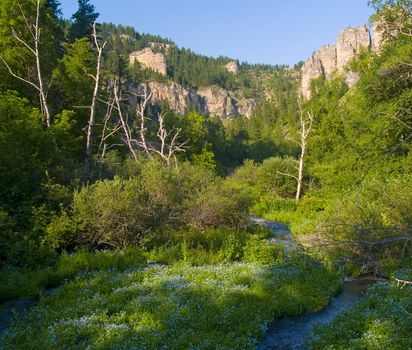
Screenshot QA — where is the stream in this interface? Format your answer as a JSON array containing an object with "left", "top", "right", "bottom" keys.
[
  {"left": 252, "top": 217, "right": 376, "bottom": 350},
  {"left": 1, "top": 218, "right": 377, "bottom": 347}
]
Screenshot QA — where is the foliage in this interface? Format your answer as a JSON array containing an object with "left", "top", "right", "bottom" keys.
[
  {"left": 310, "top": 282, "right": 412, "bottom": 349},
  {"left": 0, "top": 248, "right": 146, "bottom": 303},
  {"left": 0, "top": 260, "right": 340, "bottom": 349},
  {"left": 0, "top": 93, "right": 78, "bottom": 266},
  {"left": 71, "top": 160, "right": 253, "bottom": 249},
  {"left": 52, "top": 38, "right": 96, "bottom": 131},
  {"left": 315, "top": 175, "right": 412, "bottom": 274},
  {"left": 0, "top": 0, "right": 62, "bottom": 102},
  {"left": 68, "top": 0, "right": 99, "bottom": 42},
  {"left": 369, "top": 0, "right": 412, "bottom": 46}
]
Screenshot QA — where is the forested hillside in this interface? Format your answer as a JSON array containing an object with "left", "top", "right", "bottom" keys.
[{"left": 0, "top": 0, "right": 411, "bottom": 349}]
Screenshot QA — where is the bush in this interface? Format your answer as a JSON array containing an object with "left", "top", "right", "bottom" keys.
[
  {"left": 316, "top": 175, "right": 412, "bottom": 274},
  {"left": 256, "top": 156, "right": 298, "bottom": 197},
  {"left": 242, "top": 236, "right": 284, "bottom": 265},
  {"left": 72, "top": 160, "right": 184, "bottom": 249},
  {"left": 183, "top": 180, "right": 252, "bottom": 229},
  {"left": 70, "top": 160, "right": 254, "bottom": 249},
  {"left": 229, "top": 157, "right": 298, "bottom": 200}
]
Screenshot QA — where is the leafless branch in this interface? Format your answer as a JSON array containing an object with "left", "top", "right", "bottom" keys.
[
  {"left": 0, "top": 55, "right": 40, "bottom": 91},
  {"left": 83, "top": 22, "right": 108, "bottom": 179},
  {"left": 276, "top": 170, "right": 298, "bottom": 181}
]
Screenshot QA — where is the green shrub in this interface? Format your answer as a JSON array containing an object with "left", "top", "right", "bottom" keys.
[
  {"left": 183, "top": 180, "right": 252, "bottom": 229},
  {"left": 72, "top": 161, "right": 253, "bottom": 249},
  {"left": 242, "top": 236, "right": 282, "bottom": 265},
  {"left": 256, "top": 156, "right": 298, "bottom": 197},
  {"left": 221, "top": 233, "right": 243, "bottom": 262},
  {"left": 316, "top": 175, "right": 412, "bottom": 274},
  {"left": 72, "top": 164, "right": 183, "bottom": 248}
]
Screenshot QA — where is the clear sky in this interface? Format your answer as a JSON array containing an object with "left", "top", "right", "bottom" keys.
[{"left": 60, "top": 1, "right": 375, "bottom": 66}]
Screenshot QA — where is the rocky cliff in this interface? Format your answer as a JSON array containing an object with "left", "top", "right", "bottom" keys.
[
  {"left": 301, "top": 25, "right": 377, "bottom": 98},
  {"left": 130, "top": 82, "right": 255, "bottom": 119},
  {"left": 128, "top": 48, "right": 256, "bottom": 118},
  {"left": 129, "top": 48, "right": 168, "bottom": 76},
  {"left": 225, "top": 61, "right": 239, "bottom": 74}
]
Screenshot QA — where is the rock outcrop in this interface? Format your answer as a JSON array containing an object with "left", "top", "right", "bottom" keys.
[
  {"left": 130, "top": 82, "right": 199, "bottom": 116},
  {"left": 336, "top": 26, "right": 371, "bottom": 68},
  {"left": 119, "top": 34, "right": 136, "bottom": 42},
  {"left": 301, "top": 25, "right": 373, "bottom": 99},
  {"left": 301, "top": 44, "right": 337, "bottom": 100},
  {"left": 129, "top": 48, "right": 168, "bottom": 76},
  {"left": 372, "top": 21, "right": 385, "bottom": 53},
  {"left": 129, "top": 82, "right": 255, "bottom": 119},
  {"left": 225, "top": 61, "right": 239, "bottom": 74},
  {"left": 197, "top": 86, "right": 238, "bottom": 119},
  {"left": 238, "top": 98, "right": 257, "bottom": 117},
  {"left": 149, "top": 42, "right": 172, "bottom": 52}
]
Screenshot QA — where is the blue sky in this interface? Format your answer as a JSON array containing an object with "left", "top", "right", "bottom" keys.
[{"left": 60, "top": 1, "right": 375, "bottom": 66}]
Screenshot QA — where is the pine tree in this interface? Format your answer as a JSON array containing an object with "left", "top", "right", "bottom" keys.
[{"left": 68, "top": 0, "right": 99, "bottom": 42}]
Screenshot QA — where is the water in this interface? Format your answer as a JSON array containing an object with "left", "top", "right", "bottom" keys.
[
  {"left": 0, "top": 288, "right": 58, "bottom": 335},
  {"left": 250, "top": 217, "right": 295, "bottom": 250},
  {"left": 252, "top": 217, "right": 376, "bottom": 350},
  {"left": 1, "top": 218, "right": 376, "bottom": 345},
  {"left": 0, "top": 297, "right": 38, "bottom": 334},
  {"left": 257, "top": 278, "right": 374, "bottom": 350}
]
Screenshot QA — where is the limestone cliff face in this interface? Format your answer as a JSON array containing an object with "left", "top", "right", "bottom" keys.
[
  {"left": 130, "top": 82, "right": 255, "bottom": 119},
  {"left": 197, "top": 86, "right": 238, "bottom": 119},
  {"left": 372, "top": 21, "right": 385, "bottom": 53},
  {"left": 238, "top": 98, "right": 257, "bottom": 117},
  {"left": 129, "top": 48, "right": 167, "bottom": 76},
  {"left": 130, "top": 82, "right": 199, "bottom": 115},
  {"left": 336, "top": 26, "right": 370, "bottom": 68},
  {"left": 225, "top": 61, "right": 239, "bottom": 74},
  {"left": 127, "top": 49, "right": 255, "bottom": 118},
  {"left": 301, "top": 44, "right": 336, "bottom": 99},
  {"left": 301, "top": 25, "right": 373, "bottom": 99}
]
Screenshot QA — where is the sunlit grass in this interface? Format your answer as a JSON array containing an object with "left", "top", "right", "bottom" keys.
[{"left": 1, "top": 260, "right": 340, "bottom": 349}]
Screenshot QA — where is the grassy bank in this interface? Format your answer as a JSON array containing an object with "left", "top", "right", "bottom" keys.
[
  {"left": 0, "top": 249, "right": 147, "bottom": 303},
  {"left": 1, "top": 258, "right": 341, "bottom": 349},
  {"left": 310, "top": 282, "right": 412, "bottom": 349},
  {"left": 0, "top": 226, "right": 273, "bottom": 304}
]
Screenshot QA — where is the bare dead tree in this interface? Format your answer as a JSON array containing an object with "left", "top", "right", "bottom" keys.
[
  {"left": 97, "top": 93, "right": 121, "bottom": 159},
  {"left": 83, "top": 23, "right": 107, "bottom": 179},
  {"left": 112, "top": 82, "right": 187, "bottom": 165},
  {"left": 278, "top": 109, "right": 314, "bottom": 203},
  {"left": 0, "top": 0, "right": 51, "bottom": 127},
  {"left": 147, "top": 111, "right": 188, "bottom": 166},
  {"left": 134, "top": 85, "right": 152, "bottom": 155},
  {"left": 112, "top": 80, "right": 139, "bottom": 161}
]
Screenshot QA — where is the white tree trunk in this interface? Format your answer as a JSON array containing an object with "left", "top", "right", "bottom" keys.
[
  {"left": 83, "top": 23, "right": 107, "bottom": 179},
  {"left": 278, "top": 110, "right": 313, "bottom": 204},
  {"left": 0, "top": 0, "right": 51, "bottom": 127},
  {"left": 296, "top": 141, "right": 305, "bottom": 203}
]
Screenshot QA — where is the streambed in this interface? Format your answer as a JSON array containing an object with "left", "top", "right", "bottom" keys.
[
  {"left": 253, "top": 217, "right": 376, "bottom": 350},
  {"left": 257, "top": 278, "right": 375, "bottom": 350},
  {"left": 1, "top": 218, "right": 377, "bottom": 348}
]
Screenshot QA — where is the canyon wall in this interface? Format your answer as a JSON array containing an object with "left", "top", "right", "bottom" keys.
[
  {"left": 301, "top": 25, "right": 381, "bottom": 98},
  {"left": 130, "top": 82, "right": 255, "bottom": 120},
  {"left": 129, "top": 48, "right": 168, "bottom": 76}
]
